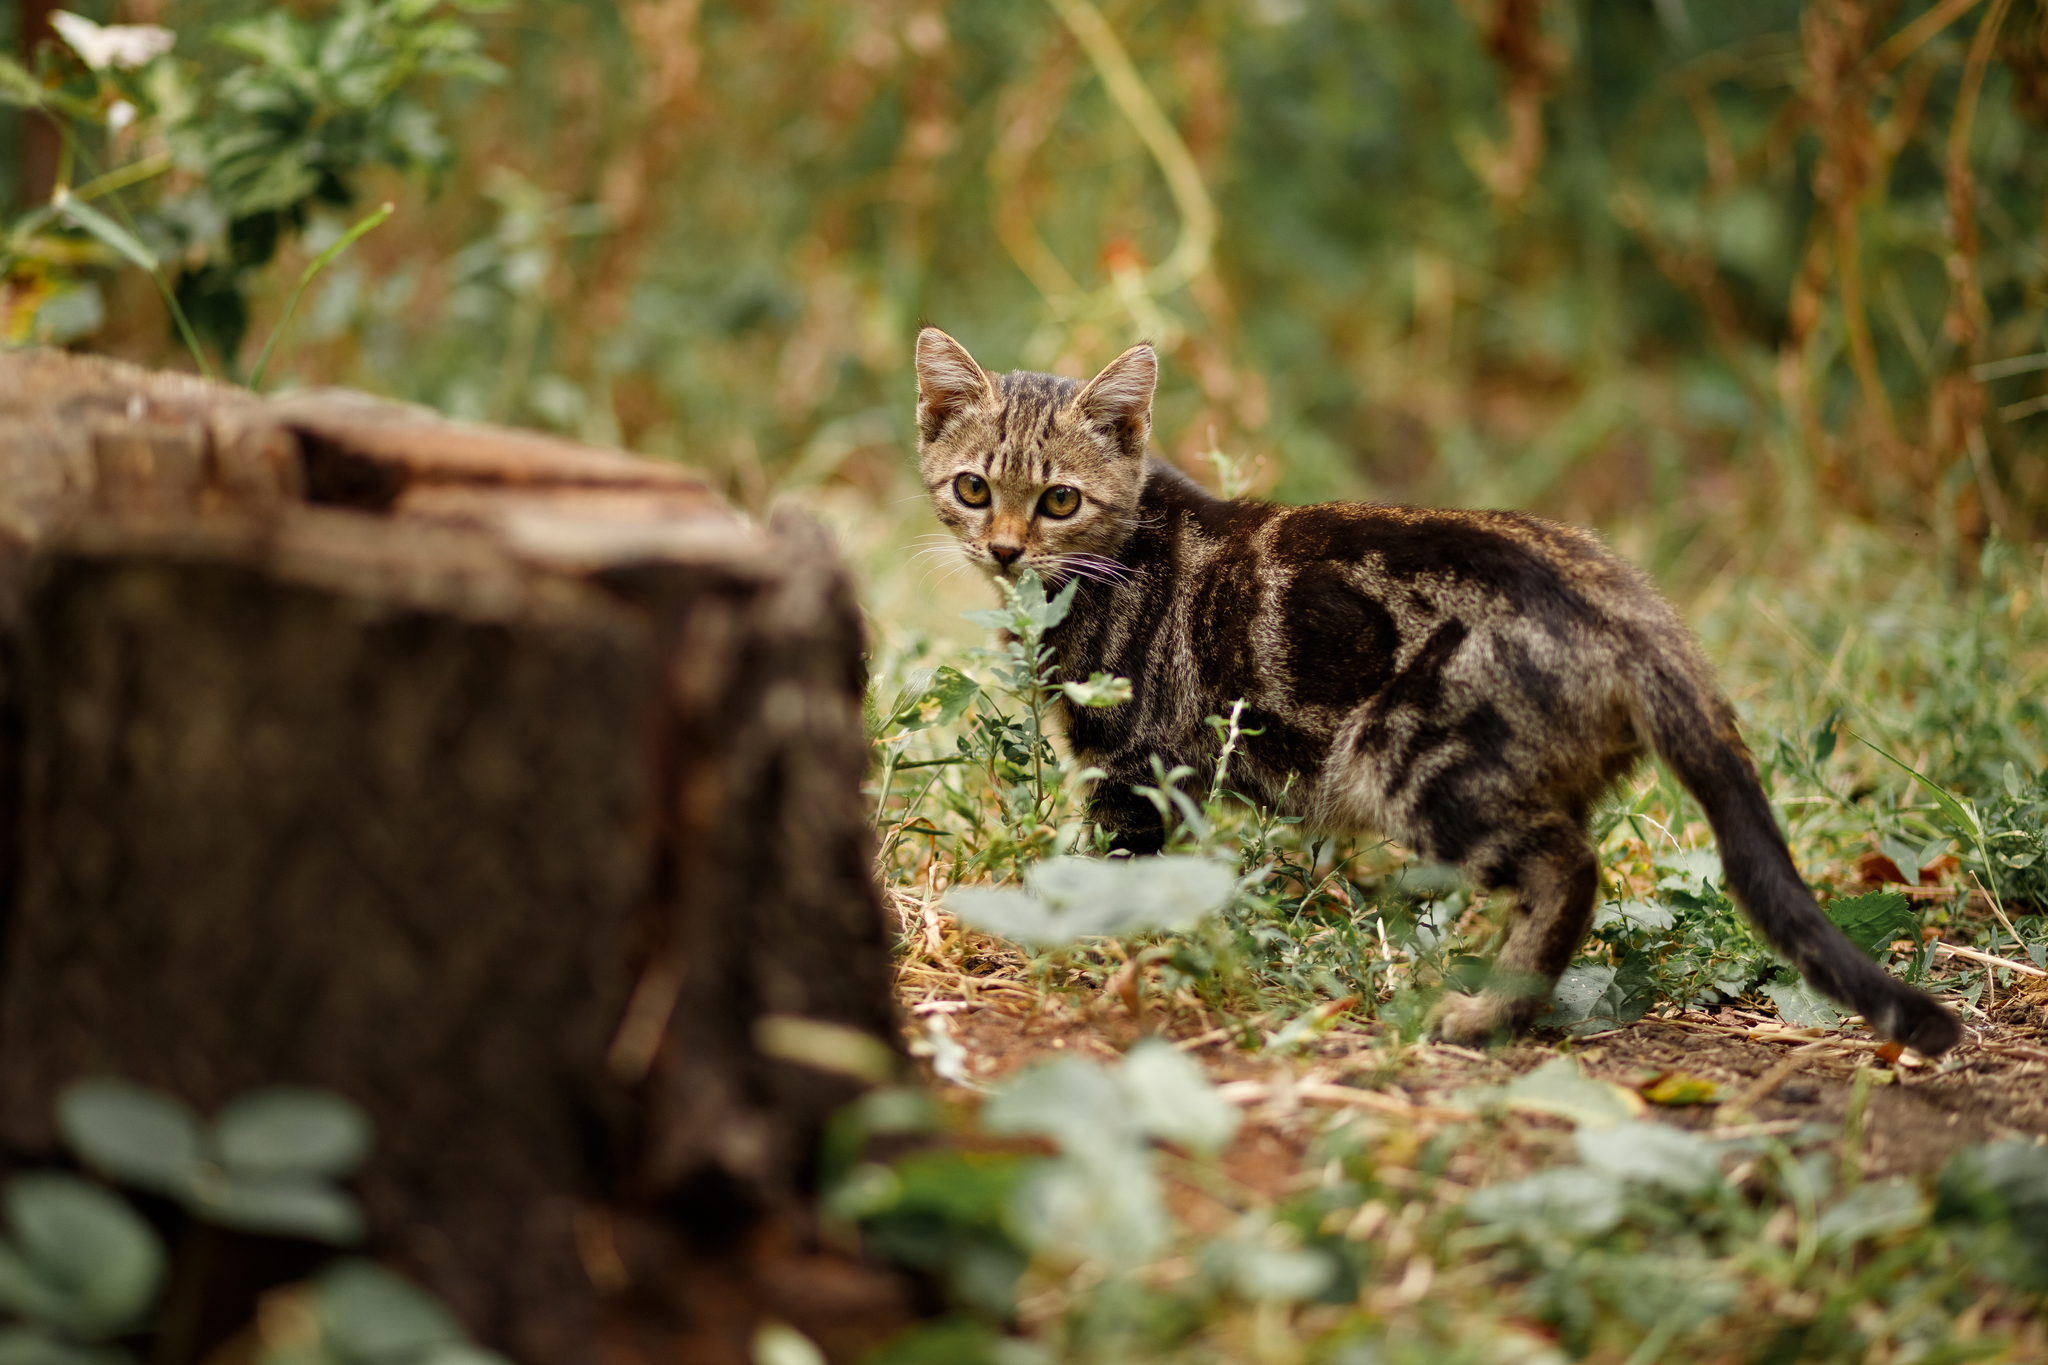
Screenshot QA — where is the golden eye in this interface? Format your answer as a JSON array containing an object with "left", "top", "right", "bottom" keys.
[
  {"left": 954, "top": 472, "right": 990, "bottom": 507},
  {"left": 1038, "top": 485, "right": 1081, "bottom": 518}
]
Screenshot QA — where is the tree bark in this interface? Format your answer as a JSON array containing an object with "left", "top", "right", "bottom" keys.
[
  {"left": 14, "top": 0, "right": 59, "bottom": 212},
  {"left": 0, "top": 350, "right": 904, "bottom": 1364}
]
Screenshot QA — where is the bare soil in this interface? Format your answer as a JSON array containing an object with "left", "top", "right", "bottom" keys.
[{"left": 909, "top": 962, "right": 2048, "bottom": 1188}]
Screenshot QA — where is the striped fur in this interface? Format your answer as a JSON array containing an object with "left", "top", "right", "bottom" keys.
[{"left": 914, "top": 328, "right": 1960, "bottom": 1056}]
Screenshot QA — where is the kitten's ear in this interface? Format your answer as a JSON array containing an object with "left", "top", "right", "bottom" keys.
[
  {"left": 1074, "top": 343, "right": 1156, "bottom": 457},
  {"left": 914, "top": 327, "right": 996, "bottom": 444}
]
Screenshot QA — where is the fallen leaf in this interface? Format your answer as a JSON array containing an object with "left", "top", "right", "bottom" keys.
[{"left": 1641, "top": 1071, "right": 1720, "bottom": 1106}]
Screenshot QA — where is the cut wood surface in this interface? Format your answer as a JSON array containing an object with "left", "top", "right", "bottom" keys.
[{"left": 0, "top": 350, "right": 903, "bottom": 1364}]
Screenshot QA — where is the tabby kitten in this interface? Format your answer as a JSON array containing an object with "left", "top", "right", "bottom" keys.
[{"left": 913, "top": 327, "right": 1960, "bottom": 1056}]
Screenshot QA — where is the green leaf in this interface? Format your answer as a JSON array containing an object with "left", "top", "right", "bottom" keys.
[
  {"left": 1575, "top": 1121, "right": 1721, "bottom": 1196},
  {"left": 314, "top": 1260, "right": 465, "bottom": 1362},
  {"left": 0, "top": 1176, "right": 163, "bottom": 1338},
  {"left": 1763, "top": 980, "right": 1845, "bottom": 1028},
  {"left": 0, "top": 1255, "right": 76, "bottom": 1341},
  {"left": 753, "top": 1016, "right": 897, "bottom": 1085},
  {"left": 1059, "top": 673, "right": 1132, "bottom": 709},
  {"left": 2005, "top": 762, "right": 2023, "bottom": 800},
  {"left": 1534, "top": 964, "right": 1613, "bottom": 1033},
  {"left": 1611, "top": 948, "right": 1659, "bottom": 1022},
  {"left": 1824, "top": 891, "right": 1917, "bottom": 960},
  {"left": 1592, "top": 899, "right": 1675, "bottom": 932},
  {"left": 1851, "top": 731, "right": 1981, "bottom": 838},
  {"left": 0, "top": 1328, "right": 125, "bottom": 1365},
  {"left": 982, "top": 1056, "right": 1130, "bottom": 1153},
  {"left": 861, "top": 1318, "right": 1001, "bottom": 1365},
  {"left": 215, "top": 13, "right": 315, "bottom": 78},
  {"left": 211, "top": 152, "right": 322, "bottom": 218},
  {"left": 1465, "top": 1167, "right": 1624, "bottom": 1237},
  {"left": 195, "top": 1177, "right": 364, "bottom": 1245},
  {"left": 51, "top": 200, "right": 157, "bottom": 272},
  {"left": 1809, "top": 704, "right": 1841, "bottom": 763},
  {"left": 0, "top": 55, "right": 42, "bottom": 108},
  {"left": 1500, "top": 1057, "right": 1642, "bottom": 1129},
  {"left": 1204, "top": 1229, "right": 1338, "bottom": 1301},
  {"left": 983, "top": 1061, "right": 1171, "bottom": 1262},
  {"left": 1654, "top": 848, "right": 1723, "bottom": 895},
  {"left": 1119, "top": 1039, "right": 1238, "bottom": 1154},
  {"left": 887, "top": 666, "right": 980, "bottom": 733},
  {"left": 1816, "top": 1178, "right": 1926, "bottom": 1248},
  {"left": 1878, "top": 836, "right": 1926, "bottom": 884},
  {"left": 749, "top": 1325, "right": 825, "bottom": 1365},
  {"left": 213, "top": 1089, "right": 373, "bottom": 1180},
  {"left": 1541, "top": 952, "right": 1657, "bottom": 1037},
  {"left": 1009, "top": 1145, "right": 1167, "bottom": 1264},
  {"left": 57, "top": 1082, "right": 200, "bottom": 1197},
  {"left": 1936, "top": 1140, "right": 2048, "bottom": 1288},
  {"left": 416, "top": 1349, "right": 512, "bottom": 1365},
  {"left": 945, "top": 856, "right": 1236, "bottom": 948},
  {"left": 1028, "top": 574, "right": 1080, "bottom": 632}
]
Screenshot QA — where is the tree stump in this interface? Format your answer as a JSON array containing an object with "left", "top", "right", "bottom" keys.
[{"left": 0, "top": 351, "right": 905, "bottom": 1364}]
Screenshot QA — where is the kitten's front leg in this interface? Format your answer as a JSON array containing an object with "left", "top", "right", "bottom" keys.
[{"left": 1085, "top": 773, "right": 1167, "bottom": 855}]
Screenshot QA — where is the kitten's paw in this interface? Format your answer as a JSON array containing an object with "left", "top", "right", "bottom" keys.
[
  {"left": 1425, "top": 992, "right": 1533, "bottom": 1048},
  {"left": 1425, "top": 992, "right": 1506, "bottom": 1046}
]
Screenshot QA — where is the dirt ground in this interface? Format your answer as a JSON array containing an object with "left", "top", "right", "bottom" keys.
[{"left": 906, "top": 965, "right": 2048, "bottom": 1194}]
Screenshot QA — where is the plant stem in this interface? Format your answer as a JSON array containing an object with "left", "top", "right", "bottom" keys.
[
  {"left": 47, "top": 120, "right": 215, "bottom": 378},
  {"left": 1209, "top": 698, "right": 1248, "bottom": 806},
  {"left": 153, "top": 275, "right": 214, "bottom": 377},
  {"left": 71, "top": 152, "right": 170, "bottom": 202},
  {"left": 250, "top": 201, "right": 395, "bottom": 392},
  {"left": 872, "top": 745, "right": 900, "bottom": 832}
]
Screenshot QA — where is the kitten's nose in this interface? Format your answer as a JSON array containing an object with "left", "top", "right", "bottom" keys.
[{"left": 989, "top": 544, "right": 1024, "bottom": 567}]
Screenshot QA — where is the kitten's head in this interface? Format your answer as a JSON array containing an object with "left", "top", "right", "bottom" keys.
[{"left": 914, "top": 327, "right": 1155, "bottom": 584}]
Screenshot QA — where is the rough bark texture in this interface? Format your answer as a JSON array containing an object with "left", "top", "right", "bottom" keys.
[{"left": 0, "top": 350, "right": 904, "bottom": 1364}]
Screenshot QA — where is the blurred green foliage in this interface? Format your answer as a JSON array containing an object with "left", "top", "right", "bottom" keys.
[
  {"left": 1, "top": 0, "right": 499, "bottom": 374},
  {"left": 9, "top": 0, "right": 2048, "bottom": 547}
]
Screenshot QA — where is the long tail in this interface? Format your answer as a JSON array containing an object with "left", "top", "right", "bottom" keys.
[{"left": 1630, "top": 660, "right": 1962, "bottom": 1057}]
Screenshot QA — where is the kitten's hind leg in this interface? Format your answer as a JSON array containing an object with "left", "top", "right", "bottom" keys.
[{"left": 1427, "top": 819, "right": 1599, "bottom": 1046}]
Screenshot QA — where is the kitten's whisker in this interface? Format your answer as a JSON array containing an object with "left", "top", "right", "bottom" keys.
[
  {"left": 1047, "top": 553, "right": 1135, "bottom": 587},
  {"left": 916, "top": 546, "right": 981, "bottom": 593}
]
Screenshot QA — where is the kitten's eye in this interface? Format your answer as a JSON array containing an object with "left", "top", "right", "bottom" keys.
[
  {"left": 954, "top": 472, "right": 991, "bottom": 507},
  {"left": 1038, "top": 485, "right": 1081, "bottom": 518}
]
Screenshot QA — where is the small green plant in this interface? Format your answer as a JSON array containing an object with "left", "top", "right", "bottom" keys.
[
  {"left": 0, "top": 1079, "right": 504, "bottom": 1365},
  {"left": 840, "top": 1041, "right": 1257, "bottom": 1364},
  {"left": 945, "top": 856, "right": 1236, "bottom": 948},
  {"left": 0, "top": 1172, "right": 163, "bottom": 1365},
  {"left": 1, "top": 0, "right": 500, "bottom": 380},
  {"left": 873, "top": 569, "right": 1131, "bottom": 878},
  {"left": 1971, "top": 764, "right": 2048, "bottom": 924},
  {"left": 1935, "top": 1140, "right": 2048, "bottom": 1293},
  {"left": 59, "top": 1080, "right": 372, "bottom": 1245},
  {"left": 164, "top": 0, "right": 504, "bottom": 372},
  {"left": 249, "top": 1260, "right": 506, "bottom": 1365}
]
